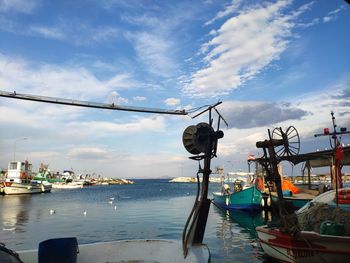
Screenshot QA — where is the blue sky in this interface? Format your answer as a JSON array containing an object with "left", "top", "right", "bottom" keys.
[{"left": 0, "top": 0, "right": 349, "bottom": 178}]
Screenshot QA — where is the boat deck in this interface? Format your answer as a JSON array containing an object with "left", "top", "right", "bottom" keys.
[{"left": 18, "top": 239, "right": 210, "bottom": 263}]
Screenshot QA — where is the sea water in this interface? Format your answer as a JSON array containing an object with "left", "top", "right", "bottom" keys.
[{"left": 0, "top": 179, "right": 269, "bottom": 262}]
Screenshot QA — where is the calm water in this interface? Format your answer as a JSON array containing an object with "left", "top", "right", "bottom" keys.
[{"left": 0, "top": 179, "right": 271, "bottom": 262}]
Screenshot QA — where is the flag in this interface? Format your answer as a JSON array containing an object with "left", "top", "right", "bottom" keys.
[{"left": 247, "top": 154, "right": 255, "bottom": 161}]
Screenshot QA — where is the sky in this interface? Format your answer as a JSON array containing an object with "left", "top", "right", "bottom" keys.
[{"left": 0, "top": 0, "right": 349, "bottom": 179}]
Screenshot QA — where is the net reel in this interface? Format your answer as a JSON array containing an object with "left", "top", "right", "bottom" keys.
[{"left": 271, "top": 126, "right": 300, "bottom": 157}]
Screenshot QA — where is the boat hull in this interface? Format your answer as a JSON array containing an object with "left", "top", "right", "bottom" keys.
[
  {"left": 51, "top": 183, "right": 83, "bottom": 189},
  {"left": 3, "top": 183, "right": 42, "bottom": 195},
  {"left": 18, "top": 239, "right": 210, "bottom": 263},
  {"left": 257, "top": 225, "right": 350, "bottom": 263},
  {"left": 271, "top": 193, "right": 315, "bottom": 210},
  {"left": 212, "top": 185, "right": 262, "bottom": 211}
]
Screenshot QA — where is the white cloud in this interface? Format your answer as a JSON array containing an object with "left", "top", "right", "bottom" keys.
[
  {"left": 67, "top": 147, "right": 111, "bottom": 160},
  {"left": 129, "top": 32, "right": 176, "bottom": 77},
  {"left": 0, "top": 0, "right": 38, "bottom": 14},
  {"left": 29, "top": 25, "right": 66, "bottom": 40},
  {"left": 164, "top": 98, "right": 180, "bottom": 106},
  {"left": 73, "top": 115, "right": 167, "bottom": 134},
  {"left": 0, "top": 53, "right": 136, "bottom": 101},
  {"left": 216, "top": 76, "right": 350, "bottom": 163},
  {"left": 183, "top": 0, "right": 313, "bottom": 98},
  {"left": 323, "top": 6, "right": 345, "bottom": 23},
  {"left": 1, "top": 17, "right": 119, "bottom": 46},
  {"left": 205, "top": 0, "right": 242, "bottom": 26},
  {"left": 133, "top": 96, "right": 146, "bottom": 101},
  {"left": 107, "top": 91, "right": 129, "bottom": 105}
]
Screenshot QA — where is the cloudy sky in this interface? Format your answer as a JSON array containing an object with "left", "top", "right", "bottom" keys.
[{"left": 0, "top": 0, "right": 349, "bottom": 179}]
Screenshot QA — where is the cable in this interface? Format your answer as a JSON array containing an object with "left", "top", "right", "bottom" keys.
[{"left": 182, "top": 164, "right": 201, "bottom": 257}]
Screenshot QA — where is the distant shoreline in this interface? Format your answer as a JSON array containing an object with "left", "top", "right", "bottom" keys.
[{"left": 169, "top": 177, "right": 221, "bottom": 183}]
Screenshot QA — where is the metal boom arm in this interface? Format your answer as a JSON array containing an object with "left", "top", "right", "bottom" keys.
[{"left": 0, "top": 90, "right": 187, "bottom": 115}]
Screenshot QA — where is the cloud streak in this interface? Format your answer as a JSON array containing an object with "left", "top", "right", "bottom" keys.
[{"left": 183, "top": 1, "right": 312, "bottom": 98}]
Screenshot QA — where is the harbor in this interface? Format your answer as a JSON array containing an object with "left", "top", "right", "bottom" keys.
[{"left": 1, "top": 0, "right": 350, "bottom": 262}]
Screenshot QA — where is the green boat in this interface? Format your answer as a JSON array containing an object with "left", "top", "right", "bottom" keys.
[{"left": 212, "top": 172, "right": 263, "bottom": 212}]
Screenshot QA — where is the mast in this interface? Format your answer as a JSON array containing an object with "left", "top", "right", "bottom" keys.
[{"left": 314, "top": 112, "right": 349, "bottom": 207}]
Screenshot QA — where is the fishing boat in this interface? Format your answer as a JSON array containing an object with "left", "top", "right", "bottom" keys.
[
  {"left": 256, "top": 225, "right": 350, "bottom": 263},
  {"left": 31, "top": 164, "right": 53, "bottom": 193},
  {"left": 212, "top": 172, "right": 263, "bottom": 211},
  {"left": 257, "top": 190, "right": 350, "bottom": 263},
  {"left": 2, "top": 161, "right": 44, "bottom": 195},
  {"left": 257, "top": 193, "right": 350, "bottom": 262}
]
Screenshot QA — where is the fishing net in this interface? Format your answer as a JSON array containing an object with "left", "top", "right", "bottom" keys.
[{"left": 297, "top": 203, "right": 350, "bottom": 235}]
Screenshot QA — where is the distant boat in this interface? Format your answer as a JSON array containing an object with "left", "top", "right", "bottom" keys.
[
  {"left": 212, "top": 172, "right": 263, "bottom": 211},
  {"left": 31, "top": 163, "right": 53, "bottom": 193},
  {"left": 1, "top": 161, "right": 47, "bottom": 195},
  {"left": 51, "top": 182, "right": 83, "bottom": 189}
]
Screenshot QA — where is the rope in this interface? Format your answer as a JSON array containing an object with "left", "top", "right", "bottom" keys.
[{"left": 182, "top": 163, "right": 201, "bottom": 257}]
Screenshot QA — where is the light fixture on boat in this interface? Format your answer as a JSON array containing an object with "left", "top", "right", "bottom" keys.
[
  {"left": 182, "top": 122, "right": 223, "bottom": 155},
  {"left": 324, "top": 128, "right": 330, "bottom": 135}
]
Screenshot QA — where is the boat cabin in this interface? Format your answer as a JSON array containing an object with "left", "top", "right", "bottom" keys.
[{"left": 6, "top": 161, "right": 33, "bottom": 183}]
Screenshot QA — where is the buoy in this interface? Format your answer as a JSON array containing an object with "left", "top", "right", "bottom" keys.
[
  {"left": 83, "top": 211, "right": 87, "bottom": 216},
  {"left": 261, "top": 198, "right": 265, "bottom": 208},
  {"left": 49, "top": 209, "right": 55, "bottom": 215},
  {"left": 114, "top": 206, "right": 117, "bottom": 210}
]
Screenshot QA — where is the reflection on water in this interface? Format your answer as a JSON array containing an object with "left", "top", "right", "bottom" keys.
[
  {"left": 1, "top": 195, "right": 32, "bottom": 232},
  {"left": 206, "top": 206, "right": 273, "bottom": 263}
]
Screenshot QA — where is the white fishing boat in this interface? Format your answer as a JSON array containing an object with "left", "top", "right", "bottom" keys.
[{"left": 2, "top": 161, "right": 43, "bottom": 195}]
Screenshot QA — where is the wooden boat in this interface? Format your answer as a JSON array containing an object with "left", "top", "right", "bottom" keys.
[
  {"left": 212, "top": 172, "right": 263, "bottom": 211},
  {"left": 270, "top": 188, "right": 319, "bottom": 210},
  {"left": 258, "top": 189, "right": 350, "bottom": 262},
  {"left": 256, "top": 225, "right": 350, "bottom": 263},
  {"left": 2, "top": 161, "right": 46, "bottom": 195}
]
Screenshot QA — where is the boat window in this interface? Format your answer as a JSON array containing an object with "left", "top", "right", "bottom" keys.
[{"left": 9, "top": 162, "right": 18, "bottom": 170}]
